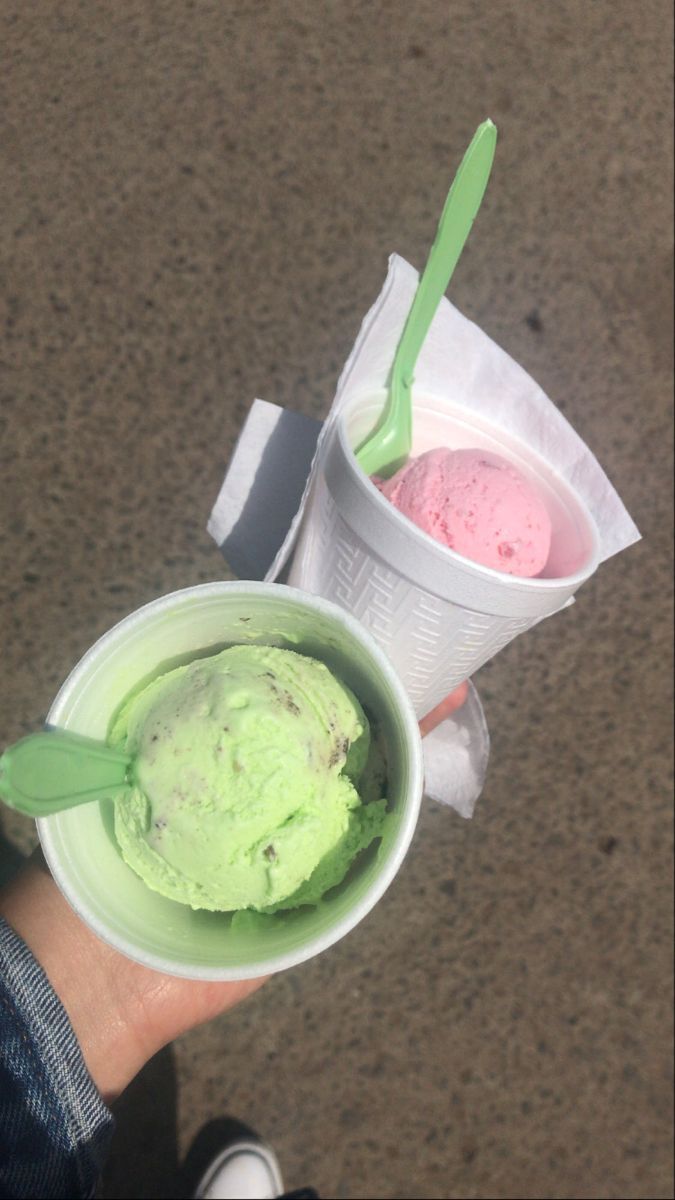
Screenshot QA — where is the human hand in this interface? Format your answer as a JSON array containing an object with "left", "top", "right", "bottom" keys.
[
  {"left": 418, "top": 680, "right": 469, "bottom": 738},
  {"left": 0, "top": 853, "right": 266, "bottom": 1103}
]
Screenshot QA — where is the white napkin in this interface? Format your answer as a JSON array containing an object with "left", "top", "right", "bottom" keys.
[{"left": 208, "top": 401, "right": 321, "bottom": 581}]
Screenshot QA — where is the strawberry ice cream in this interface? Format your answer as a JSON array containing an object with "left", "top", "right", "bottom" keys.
[{"left": 375, "top": 447, "right": 552, "bottom": 577}]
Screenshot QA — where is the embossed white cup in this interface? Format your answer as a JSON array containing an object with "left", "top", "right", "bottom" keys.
[{"left": 287, "top": 391, "right": 601, "bottom": 716}]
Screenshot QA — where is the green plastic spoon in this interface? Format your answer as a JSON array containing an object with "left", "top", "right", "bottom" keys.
[
  {"left": 0, "top": 730, "right": 132, "bottom": 817},
  {"left": 355, "top": 118, "right": 497, "bottom": 479}
]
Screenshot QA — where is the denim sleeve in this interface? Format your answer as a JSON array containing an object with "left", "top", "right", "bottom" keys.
[{"left": 0, "top": 918, "right": 114, "bottom": 1200}]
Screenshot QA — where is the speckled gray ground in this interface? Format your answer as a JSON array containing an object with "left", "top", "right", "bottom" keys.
[{"left": 1, "top": 3, "right": 672, "bottom": 1198}]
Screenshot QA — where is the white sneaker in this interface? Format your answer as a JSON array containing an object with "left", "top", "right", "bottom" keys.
[{"left": 194, "top": 1137, "right": 284, "bottom": 1200}]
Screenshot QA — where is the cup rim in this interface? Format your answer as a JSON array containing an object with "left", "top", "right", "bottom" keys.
[
  {"left": 38, "top": 581, "right": 424, "bottom": 980},
  {"left": 334, "top": 397, "right": 602, "bottom": 597}
]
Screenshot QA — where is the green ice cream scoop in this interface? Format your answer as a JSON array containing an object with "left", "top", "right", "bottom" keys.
[{"left": 109, "top": 644, "right": 388, "bottom": 912}]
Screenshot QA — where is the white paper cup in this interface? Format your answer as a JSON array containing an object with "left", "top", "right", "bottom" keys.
[
  {"left": 38, "top": 582, "right": 423, "bottom": 980},
  {"left": 287, "top": 390, "right": 601, "bottom": 715}
]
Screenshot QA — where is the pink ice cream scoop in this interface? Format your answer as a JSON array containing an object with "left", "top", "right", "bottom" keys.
[{"left": 375, "top": 447, "right": 552, "bottom": 577}]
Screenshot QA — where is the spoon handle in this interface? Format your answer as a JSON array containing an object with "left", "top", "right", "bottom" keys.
[
  {"left": 393, "top": 119, "right": 497, "bottom": 384},
  {"left": 0, "top": 730, "right": 132, "bottom": 817},
  {"left": 356, "top": 119, "right": 497, "bottom": 477}
]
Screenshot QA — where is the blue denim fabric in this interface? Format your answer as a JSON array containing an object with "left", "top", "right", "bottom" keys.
[{"left": 0, "top": 918, "right": 113, "bottom": 1199}]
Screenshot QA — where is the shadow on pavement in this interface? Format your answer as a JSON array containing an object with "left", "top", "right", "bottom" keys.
[{"left": 100, "top": 1047, "right": 181, "bottom": 1200}]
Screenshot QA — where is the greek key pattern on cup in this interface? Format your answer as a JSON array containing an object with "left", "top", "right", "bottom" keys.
[{"left": 292, "top": 476, "right": 540, "bottom": 713}]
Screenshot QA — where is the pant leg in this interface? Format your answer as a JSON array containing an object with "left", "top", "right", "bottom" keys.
[{"left": 0, "top": 918, "right": 114, "bottom": 1199}]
